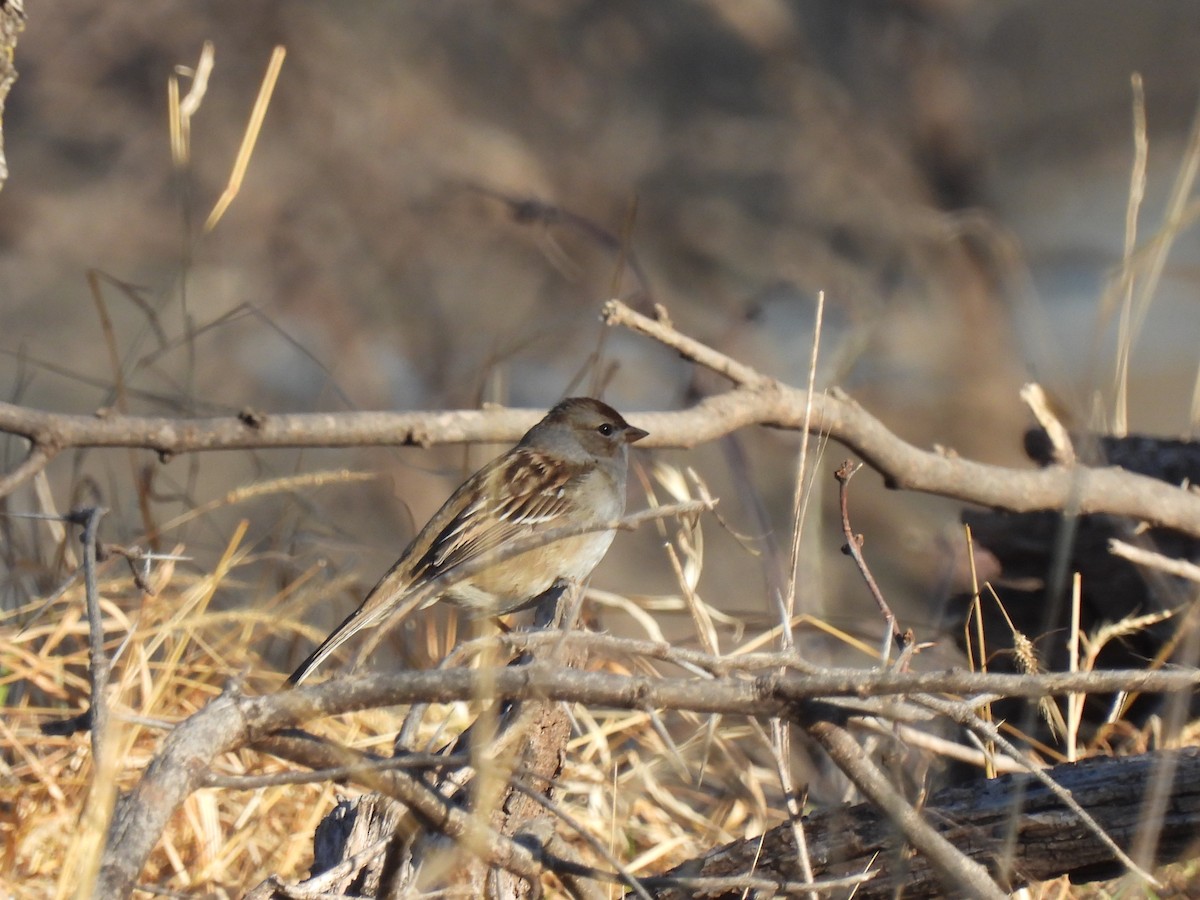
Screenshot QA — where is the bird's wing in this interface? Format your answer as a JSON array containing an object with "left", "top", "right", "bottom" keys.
[
  {"left": 413, "top": 447, "right": 584, "bottom": 578},
  {"left": 287, "top": 449, "right": 583, "bottom": 685}
]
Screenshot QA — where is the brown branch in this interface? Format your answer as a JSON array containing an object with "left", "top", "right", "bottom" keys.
[
  {"left": 0, "top": 400, "right": 549, "bottom": 454},
  {"left": 4, "top": 347, "right": 1200, "bottom": 542},
  {"left": 835, "top": 459, "right": 904, "bottom": 652},
  {"left": 603, "top": 299, "right": 1200, "bottom": 537},
  {"left": 71, "top": 507, "right": 110, "bottom": 772},
  {"left": 0, "top": 442, "right": 55, "bottom": 496},
  {"left": 913, "top": 692, "right": 1154, "bottom": 882},
  {"left": 95, "top": 660, "right": 1200, "bottom": 897},
  {"left": 97, "top": 688, "right": 249, "bottom": 898},
  {"left": 602, "top": 300, "right": 772, "bottom": 388},
  {"left": 263, "top": 593, "right": 607, "bottom": 898},
  {"left": 287, "top": 665, "right": 1200, "bottom": 720},
  {"left": 95, "top": 685, "right": 547, "bottom": 897}
]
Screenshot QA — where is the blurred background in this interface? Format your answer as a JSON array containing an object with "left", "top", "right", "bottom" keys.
[{"left": 1, "top": 0, "right": 1199, "bottom": 676}]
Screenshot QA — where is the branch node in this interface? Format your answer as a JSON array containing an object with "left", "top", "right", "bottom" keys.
[
  {"left": 238, "top": 407, "right": 267, "bottom": 429},
  {"left": 834, "top": 459, "right": 862, "bottom": 483}
]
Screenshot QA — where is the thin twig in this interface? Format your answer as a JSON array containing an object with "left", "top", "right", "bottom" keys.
[
  {"left": 0, "top": 442, "right": 54, "bottom": 496},
  {"left": 775, "top": 290, "right": 825, "bottom": 898},
  {"left": 201, "top": 750, "right": 472, "bottom": 790},
  {"left": 508, "top": 777, "right": 653, "bottom": 900},
  {"left": 915, "top": 692, "right": 1159, "bottom": 886},
  {"left": 1020, "top": 382, "right": 1075, "bottom": 465},
  {"left": 1112, "top": 71, "right": 1149, "bottom": 435},
  {"left": 602, "top": 298, "right": 773, "bottom": 388},
  {"left": 638, "top": 872, "right": 874, "bottom": 895},
  {"left": 88, "top": 270, "right": 160, "bottom": 550},
  {"left": 801, "top": 714, "right": 1008, "bottom": 900},
  {"left": 834, "top": 460, "right": 903, "bottom": 659},
  {"left": 1110, "top": 537, "right": 1200, "bottom": 582},
  {"left": 71, "top": 506, "right": 110, "bottom": 767}
]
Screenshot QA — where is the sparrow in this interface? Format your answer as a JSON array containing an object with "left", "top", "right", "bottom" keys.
[{"left": 287, "top": 397, "right": 648, "bottom": 685}]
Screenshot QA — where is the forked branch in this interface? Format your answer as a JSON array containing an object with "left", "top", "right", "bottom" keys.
[{"left": 3, "top": 301, "right": 1199, "bottom": 541}]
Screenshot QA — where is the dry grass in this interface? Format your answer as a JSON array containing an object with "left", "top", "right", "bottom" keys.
[
  {"left": 0, "top": 467, "right": 777, "bottom": 897},
  {"left": 3, "top": 35, "right": 1199, "bottom": 896},
  {"left": 1, "top": 529, "right": 338, "bottom": 897},
  {"left": 2, "top": 462, "right": 1197, "bottom": 898}
]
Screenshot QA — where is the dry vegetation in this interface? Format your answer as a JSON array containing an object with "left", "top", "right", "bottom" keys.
[
  {"left": 5, "top": 311, "right": 1200, "bottom": 895},
  {"left": 4, "top": 3, "right": 1200, "bottom": 898},
  {"left": 0, "top": 464, "right": 825, "bottom": 895}
]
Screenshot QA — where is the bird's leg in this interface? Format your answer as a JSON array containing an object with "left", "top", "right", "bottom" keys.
[{"left": 533, "top": 577, "right": 572, "bottom": 630}]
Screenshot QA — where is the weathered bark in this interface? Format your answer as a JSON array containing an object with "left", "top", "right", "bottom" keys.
[
  {"left": 659, "top": 747, "right": 1200, "bottom": 898},
  {"left": 294, "top": 592, "right": 583, "bottom": 898}
]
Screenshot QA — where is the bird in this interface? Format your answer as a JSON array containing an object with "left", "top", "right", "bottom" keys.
[{"left": 287, "top": 397, "right": 648, "bottom": 685}]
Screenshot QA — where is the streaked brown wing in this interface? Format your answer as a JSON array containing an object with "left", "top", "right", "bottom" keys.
[{"left": 412, "top": 448, "right": 583, "bottom": 578}]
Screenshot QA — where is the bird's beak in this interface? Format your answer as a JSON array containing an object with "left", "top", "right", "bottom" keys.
[{"left": 625, "top": 425, "right": 649, "bottom": 444}]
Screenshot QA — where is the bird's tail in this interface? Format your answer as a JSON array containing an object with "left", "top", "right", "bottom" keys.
[
  {"left": 286, "top": 608, "right": 363, "bottom": 686},
  {"left": 286, "top": 567, "right": 418, "bottom": 685}
]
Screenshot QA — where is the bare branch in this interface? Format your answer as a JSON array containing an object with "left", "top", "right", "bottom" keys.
[
  {"left": 835, "top": 459, "right": 904, "bottom": 658},
  {"left": 71, "top": 507, "right": 109, "bottom": 767},
  {"left": 95, "top": 650, "right": 1200, "bottom": 897},
  {"left": 1110, "top": 536, "right": 1200, "bottom": 581},
  {"left": 602, "top": 299, "right": 772, "bottom": 388},
  {"left": 0, "top": 442, "right": 55, "bottom": 496},
  {"left": 4, "top": 308, "right": 1200, "bottom": 539}
]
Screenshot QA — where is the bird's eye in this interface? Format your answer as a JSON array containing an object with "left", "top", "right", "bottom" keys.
[{"left": 597, "top": 423, "right": 615, "bottom": 436}]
